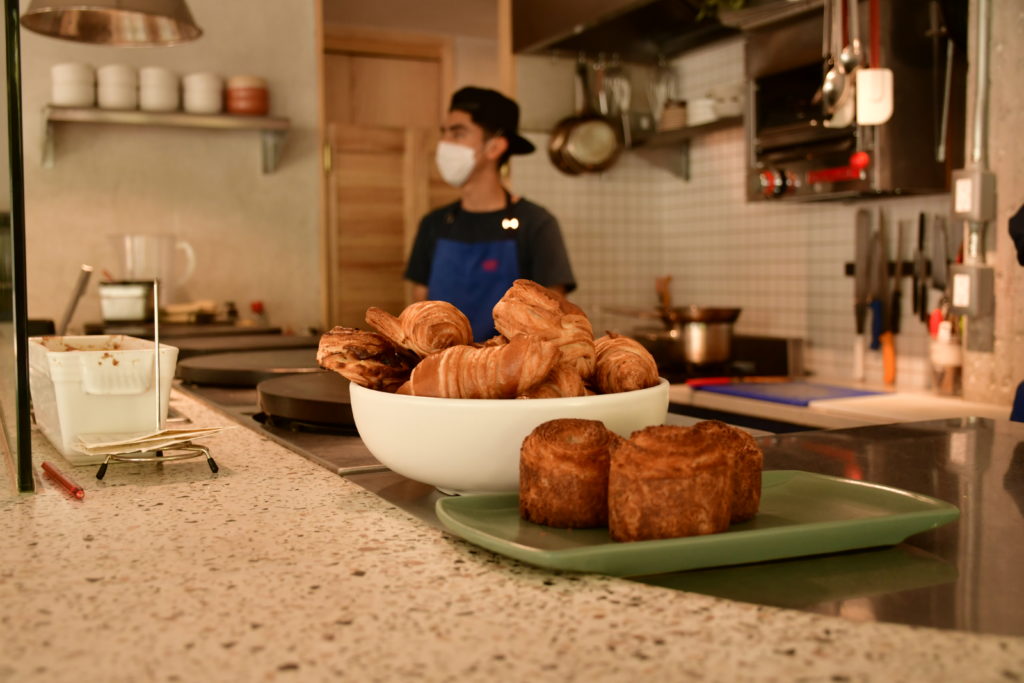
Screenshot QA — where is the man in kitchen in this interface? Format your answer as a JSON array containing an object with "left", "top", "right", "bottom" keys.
[{"left": 404, "top": 86, "right": 576, "bottom": 341}]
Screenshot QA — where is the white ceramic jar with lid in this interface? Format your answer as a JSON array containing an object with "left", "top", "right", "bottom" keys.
[
  {"left": 139, "top": 66, "right": 179, "bottom": 112},
  {"left": 182, "top": 72, "right": 223, "bottom": 114},
  {"left": 97, "top": 64, "right": 138, "bottom": 110},
  {"left": 50, "top": 62, "right": 95, "bottom": 107}
]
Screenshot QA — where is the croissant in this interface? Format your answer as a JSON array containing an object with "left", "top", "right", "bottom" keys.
[
  {"left": 366, "top": 300, "right": 473, "bottom": 358},
  {"left": 402, "top": 334, "right": 559, "bottom": 399},
  {"left": 518, "top": 363, "right": 587, "bottom": 399},
  {"left": 491, "top": 279, "right": 595, "bottom": 378},
  {"left": 317, "top": 326, "right": 414, "bottom": 392},
  {"left": 592, "top": 333, "right": 659, "bottom": 393}
]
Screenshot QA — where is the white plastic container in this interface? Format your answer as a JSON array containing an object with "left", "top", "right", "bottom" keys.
[
  {"left": 99, "top": 282, "right": 152, "bottom": 321},
  {"left": 51, "top": 62, "right": 95, "bottom": 107},
  {"left": 28, "top": 335, "right": 178, "bottom": 462},
  {"left": 183, "top": 72, "right": 223, "bottom": 114}
]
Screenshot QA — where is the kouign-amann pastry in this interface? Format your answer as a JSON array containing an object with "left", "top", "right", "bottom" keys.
[
  {"left": 519, "top": 418, "right": 621, "bottom": 528},
  {"left": 608, "top": 424, "right": 733, "bottom": 542},
  {"left": 592, "top": 333, "right": 659, "bottom": 393},
  {"left": 689, "top": 420, "right": 763, "bottom": 523},
  {"left": 492, "top": 279, "right": 596, "bottom": 378},
  {"left": 401, "top": 333, "right": 558, "bottom": 399},
  {"left": 365, "top": 300, "right": 473, "bottom": 358},
  {"left": 316, "top": 326, "right": 414, "bottom": 392}
]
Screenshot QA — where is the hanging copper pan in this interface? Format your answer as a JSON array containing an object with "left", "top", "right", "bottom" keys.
[{"left": 548, "top": 59, "right": 621, "bottom": 175}]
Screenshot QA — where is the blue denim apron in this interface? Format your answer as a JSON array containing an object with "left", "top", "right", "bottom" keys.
[{"left": 427, "top": 237, "right": 519, "bottom": 341}]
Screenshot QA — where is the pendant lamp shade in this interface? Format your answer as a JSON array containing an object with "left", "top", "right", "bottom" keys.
[{"left": 21, "top": 0, "right": 202, "bottom": 46}]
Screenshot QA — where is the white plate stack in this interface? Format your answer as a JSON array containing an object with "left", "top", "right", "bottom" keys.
[
  {"left": 51, "top": 63, "right": 95, "bottom": 107},
  {"left": 183, "top": 72, "right": 223, "bottom": 114},
  {"left": 97, "top": 64, "right": 138, "bottom": 110},
  {"left": 140, "top": 66, "right": 179, "bottom": 112}
]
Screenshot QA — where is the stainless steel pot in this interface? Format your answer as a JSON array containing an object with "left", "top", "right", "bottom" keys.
[
  {"left": 610, "top": 305, "right": 741, "bottom": 367},
  {"left": 632, "top": 321, "right": 735, "bottom": 366}
]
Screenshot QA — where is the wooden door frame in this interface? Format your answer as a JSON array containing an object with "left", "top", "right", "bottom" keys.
[{"left": 315, "top": 19, "right": 455, "bottom": 328}]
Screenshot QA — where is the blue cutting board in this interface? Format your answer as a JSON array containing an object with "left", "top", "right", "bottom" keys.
[{"left": 695, "top": 381, "right": 883, "bottom": 407}]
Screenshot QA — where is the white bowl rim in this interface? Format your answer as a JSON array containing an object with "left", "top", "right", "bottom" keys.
[{"left": 349, "top": 376, "right": 669, "bottom": 406}]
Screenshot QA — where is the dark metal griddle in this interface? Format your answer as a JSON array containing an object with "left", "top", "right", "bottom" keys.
[
  {"left": 257, "top": 371, "right": 354, "bottom": 427},
  {"left": 177, "top": 348, "right": 319, "bottom": 387}
]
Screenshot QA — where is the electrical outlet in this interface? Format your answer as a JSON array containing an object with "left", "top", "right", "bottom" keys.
[{"left": 951, "top": 168, "right": 997, "bottom": 222}]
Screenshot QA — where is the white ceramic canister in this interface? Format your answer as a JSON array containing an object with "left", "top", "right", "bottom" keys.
[
  {"left": 50, "top": 63, "right": 95, "bottom": 107},
  {"left": 182, "top": 72, "right": 223, "bottom": 114},
  {"left": 139, "top": 66, "right": 179, "bottom": 112},
  {"left": 97, "top": 64, "right": 138, "bottom": 110}
]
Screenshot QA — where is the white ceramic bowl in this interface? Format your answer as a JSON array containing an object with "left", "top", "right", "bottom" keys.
[
  {"left": 140, "top": 84, "right": 180, "bottom": 112},
  {"left": 51, "top": 82, "right": 95, "bottom": 107},
  {"left": 350, "top": 378, "right": 670, "bottom": 495},
  {"left": 139, "top": 66, "right": 177, "bottom": 87},
  {"left": 51, "top": 62, "right": 95, "bottom": 85},
  {"left": 97, "top": 64, "right": 137, "bottom": 87},
  {"left": 98, "top": 84, "right": 138, "bottom": 110}
]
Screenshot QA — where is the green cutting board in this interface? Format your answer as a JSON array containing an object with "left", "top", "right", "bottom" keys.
[{"left": 435, "top": 470, "right": 960, "bottom": 577}]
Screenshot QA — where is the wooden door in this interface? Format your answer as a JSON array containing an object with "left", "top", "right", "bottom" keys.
[
  {"left": 320, "top": 30, "right": 457, "bottom": 327},
  {"left": 325, "top": 123, "right": 458, "bottom": 327}
]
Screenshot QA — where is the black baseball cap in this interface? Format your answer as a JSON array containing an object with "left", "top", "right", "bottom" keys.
[{"left": 449, "top": 87, "right": 535, "bottom": 155}]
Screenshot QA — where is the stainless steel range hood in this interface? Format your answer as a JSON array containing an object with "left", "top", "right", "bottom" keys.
[{"left": 512, "top": 0, "right": 737, "bottom": 62}]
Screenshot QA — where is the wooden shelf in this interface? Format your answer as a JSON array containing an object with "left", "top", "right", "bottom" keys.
[{"left": 41, "top": 106, "right": 291, "bottom": 173}]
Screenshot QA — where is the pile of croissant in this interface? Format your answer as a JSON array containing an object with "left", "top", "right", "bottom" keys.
[{"left": 316, "top": 279, "right": 660, "bottom": 399}]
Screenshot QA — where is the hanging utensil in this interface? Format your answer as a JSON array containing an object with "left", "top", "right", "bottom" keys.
[
  {"left": 839, "top": 0, "right": 864, "bottom": 72},
  {"left": 932, "top": 214, "right": 950, "bottom": 292},
  {"left": 548, "top": 58, "right": 621, "bottom": 175},
  {"left": 821, "top": 0, "right": 848, "bottom": 116},
  {"left": 856, "top": 0, "right": 894, "bottom": 124},
  {"left": 647, "top": 56, "right": 678, "bottom": 125},
  {"left": 605, "top": 55, "right": 632, "bottom": 148},
  {"left": 57, "top": 264, "right": 93, "bottom": 335}
]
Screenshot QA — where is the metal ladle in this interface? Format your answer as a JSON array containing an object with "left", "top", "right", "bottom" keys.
[
  {"left": 838, "top": 0, "right": 863, "bottom": 72},
  {"left": 821, "top": 0, "right": 848, "bottom": 115}
]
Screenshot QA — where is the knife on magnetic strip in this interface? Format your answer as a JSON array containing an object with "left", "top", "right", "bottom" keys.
[{"left": 853, "top": 209, "right": 872, "bottom": 380}]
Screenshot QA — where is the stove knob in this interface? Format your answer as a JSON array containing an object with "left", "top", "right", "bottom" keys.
[{"left": 759, "top": 169, "right": 795, "bottom": 199}]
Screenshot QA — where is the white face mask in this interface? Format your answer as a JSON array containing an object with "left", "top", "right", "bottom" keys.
[{"left": 435, "top": 141, "right": 477, "bottom": 187}]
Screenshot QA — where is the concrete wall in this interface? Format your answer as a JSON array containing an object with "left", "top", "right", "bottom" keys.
[
  {"left": 20, "top": 1, "right": 322, "bottom": 333},
  {"left": 961, "top": 0, "right": 1024, "bottom": 405}
]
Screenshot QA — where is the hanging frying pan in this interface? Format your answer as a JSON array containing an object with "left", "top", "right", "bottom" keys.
[{"left": 548, "top": 59, "right": 621, "bottom": 175}]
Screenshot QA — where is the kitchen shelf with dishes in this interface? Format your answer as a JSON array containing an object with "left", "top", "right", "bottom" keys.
[
  {"left": 41, "top": 106, "right": 291, "bottom": 174},
  {"left": 636, "top": 115, "right": 743, "bottom": 180}
]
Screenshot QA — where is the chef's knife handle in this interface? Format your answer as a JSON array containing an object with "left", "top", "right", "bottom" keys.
[
  {"left": 870, "top": 299, "right": 883, "bottom": 350},
  {"left": 855, "top": 302, "right": 867, "bottom": 335},
  {"left": 890, "top": 289, "right": 902, "bottom": 334},
  {"left": 853, "top": 335, "right": 866, "bottom": 381},
  {"left": 880, "top": 331, "right": 896, "bottom": 385}
]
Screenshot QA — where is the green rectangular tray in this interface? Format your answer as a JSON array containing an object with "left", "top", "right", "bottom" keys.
[{"left": 434, "top": 470, "right": 960, "bottom": 577}]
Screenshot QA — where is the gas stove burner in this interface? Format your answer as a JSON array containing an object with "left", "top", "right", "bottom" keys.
[{"left": 252, "top": 411, "right": 359, "bottom": 437}]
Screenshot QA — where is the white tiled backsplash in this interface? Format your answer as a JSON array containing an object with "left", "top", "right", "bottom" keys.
[{"left": 512, "top": 38, "right": 953, "bottom": 390}]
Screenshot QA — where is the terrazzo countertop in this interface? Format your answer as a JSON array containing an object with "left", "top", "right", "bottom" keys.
[{"left": 1, "top": 392, "right": 1022, "bottom": 682}]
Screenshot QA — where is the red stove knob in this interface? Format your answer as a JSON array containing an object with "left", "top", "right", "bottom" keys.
[{"left": 759, "top": 169, "right": 796, "bottom": 199}]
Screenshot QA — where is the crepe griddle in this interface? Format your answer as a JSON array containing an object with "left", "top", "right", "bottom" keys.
[
  {"left": 173, "top": 334, "right": 319, "bottom": 360},
  {"left": 257, "top": 371, "right": 354, "bottom": 427},
  {"left": 177, "top": 348, "right": 320, "bottom": 387}
]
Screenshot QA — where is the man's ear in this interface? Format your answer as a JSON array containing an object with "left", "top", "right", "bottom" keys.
[{"left": 484, "top": 136, "right": 508, "bottom": 161}]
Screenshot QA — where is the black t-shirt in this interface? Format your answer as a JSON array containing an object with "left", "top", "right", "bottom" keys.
[{"left": 404, "top": 197, "right": 577, "bottom": 293}]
